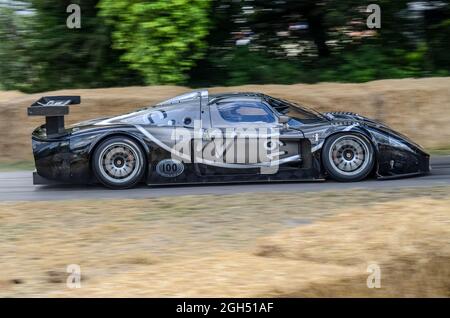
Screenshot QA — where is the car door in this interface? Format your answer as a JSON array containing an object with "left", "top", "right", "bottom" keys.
[{"left": 196, "top": 99, "right": 300, "bottom": 176}]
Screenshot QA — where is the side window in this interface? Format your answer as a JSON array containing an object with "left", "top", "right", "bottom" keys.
[{"left": 214, "top": 102, "right": 275, "bottom": 124}]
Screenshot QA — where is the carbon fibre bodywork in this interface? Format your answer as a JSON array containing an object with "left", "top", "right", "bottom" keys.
[{"left": 30, "top": 91, "right": 430, "bottom": 185}]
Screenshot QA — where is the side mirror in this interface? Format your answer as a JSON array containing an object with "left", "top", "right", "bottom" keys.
[{"left": 278, "top": 115, "right": 290, "bottom": 124}]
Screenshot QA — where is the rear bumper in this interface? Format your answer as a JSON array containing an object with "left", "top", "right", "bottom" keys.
[
  {"left": 32, "top": 136, "right": 92, "bottom": 184},
  {"left": 33, "top": 171, "right": 69, "bottom": 185}
]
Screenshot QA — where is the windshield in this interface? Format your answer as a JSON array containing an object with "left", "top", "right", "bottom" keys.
[{"left": 265, "top": 96, "right": 325, "bottom": 123}]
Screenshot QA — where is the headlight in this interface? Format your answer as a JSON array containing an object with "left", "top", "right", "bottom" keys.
[{"left": 388, "top": 136, "right": 414, "bottom": 152}]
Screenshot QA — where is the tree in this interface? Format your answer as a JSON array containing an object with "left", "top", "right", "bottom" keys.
[
  {"left": 99, "top": 0, "right": 212, "bottom": 85},
  {"left": 0, "top": 0, "right": 142, "bottom": 92},
  {"left": 424, "top": 3, "right": 450, "bottom": 74},
  {"left": 192, "top": 0, "right": 448, "bottom": 85},
  {"left": 0, "top": 2, "right": 36, "bottom": 91}
]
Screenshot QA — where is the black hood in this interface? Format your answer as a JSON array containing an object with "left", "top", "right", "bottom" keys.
[{"left": 323, "top": 111, "right": 426, "bottom": 152}]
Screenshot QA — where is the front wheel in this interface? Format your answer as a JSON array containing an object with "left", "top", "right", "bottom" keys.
[
  {"left": 322, "top": 133, "right": 374, "bottom": 182},
  {"left": 92, "top": 137, "right": 145, "bottom": 189}
]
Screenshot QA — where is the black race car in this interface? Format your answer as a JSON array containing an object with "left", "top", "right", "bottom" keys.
[{"left": 28, "top": 90, "right": 430, "bottom": 189}]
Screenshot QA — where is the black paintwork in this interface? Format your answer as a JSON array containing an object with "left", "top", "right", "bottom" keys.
[{"left": 30, "top": 91, "right": 430, "bottom": 185}]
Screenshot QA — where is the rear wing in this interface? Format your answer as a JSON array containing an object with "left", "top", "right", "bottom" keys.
[{"left": 27, "top": 96, "right": 80, "bottom": 137}]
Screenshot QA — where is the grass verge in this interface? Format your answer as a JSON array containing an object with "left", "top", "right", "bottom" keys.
[
  {"left": 0, "top": 187, "right": 449, "bottom": 297},
  {"left": 429, "top": 147, "right": 450, "bottom": 156},
  {"left": 0, "top": 161, "right": 35, "bottom": 172}
]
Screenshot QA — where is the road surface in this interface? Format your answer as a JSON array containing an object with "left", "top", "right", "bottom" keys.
[{"left": 0, "top": 156, "right": 449, "bottom": 201}]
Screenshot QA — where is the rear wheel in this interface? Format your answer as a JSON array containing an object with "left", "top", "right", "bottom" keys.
[
  {"left": 322, "top": 133, "right": 374, "bottom": 182},
  {"left": 92, "top": 137, "right": 145, "bottom": 189}
]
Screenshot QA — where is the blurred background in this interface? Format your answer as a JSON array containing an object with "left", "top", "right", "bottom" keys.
[{"left": 0, "top": 0, "right": 449, "bottom": 92}]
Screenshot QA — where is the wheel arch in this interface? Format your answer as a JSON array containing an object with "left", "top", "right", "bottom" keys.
[
  {"left": 320, "top": 128, "right": 379, "bottom": 176},
  {"left": 88, "top": 132, "right": 150, "bottom": 171}
]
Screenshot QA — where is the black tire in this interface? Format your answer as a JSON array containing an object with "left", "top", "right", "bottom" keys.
[
  {"left": 322, "top": 133, "right": 374, "bottom": 182},
  {"left": 92, "top": 137, "right": 145, "bottom": 189}
]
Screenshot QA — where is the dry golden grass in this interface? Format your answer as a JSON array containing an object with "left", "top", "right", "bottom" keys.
[
  {"left": 0, "top": 187, "right": 449, "bottom": 297},
  {"left": 0, "top": 90, "right": 23, "bottom": 103},
  {"left": 255, "top": 198, "right": 450, "bottom": 297},
  {"left": 1, "top": 77, "right": 450, "bottom": 163}
]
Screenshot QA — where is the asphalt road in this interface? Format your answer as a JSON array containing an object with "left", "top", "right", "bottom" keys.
[{"left": 1, "top": 156, "right": 449, "bottom": 202}]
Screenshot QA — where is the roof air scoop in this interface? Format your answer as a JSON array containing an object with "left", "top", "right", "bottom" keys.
[{"left": 156, "top": 90, "right": 208, "bottom": 106}]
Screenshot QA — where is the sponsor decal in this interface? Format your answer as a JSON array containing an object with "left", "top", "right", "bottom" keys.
[{"left": 156, "top": 159, "right": 184, "bottom": 178}]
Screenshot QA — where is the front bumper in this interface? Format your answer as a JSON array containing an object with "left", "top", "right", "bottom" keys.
[{"left": 376, "top": 147, "right": 430, "bottom": 179}]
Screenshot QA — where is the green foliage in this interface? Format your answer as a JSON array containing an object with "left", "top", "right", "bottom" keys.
[
  {"left": 194, "top": 0, "right": 450, "bottom": 86},
  {"left": 0, "top": 1, "right": 143, "bottom": 93},
  {"left": 0, "top": 6, "right": 36, "bottom": 91},
  {"left": 427, "top": 17, "right": 450, "bottom": 72},
  {"left": 317, "top": 46, "right": 418, "bottom": 83},
  {"left": 1, "top": 0, "right": 449, "bottom": 92},
  {"left": 206, "top": 42, "right": 442, "bottom": 86},
  {"left": 207, "top": 47, "right": 305, "bottom": 86},
  {"left": 99, "top": 0, "right": 212, "bottom": 85}
]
